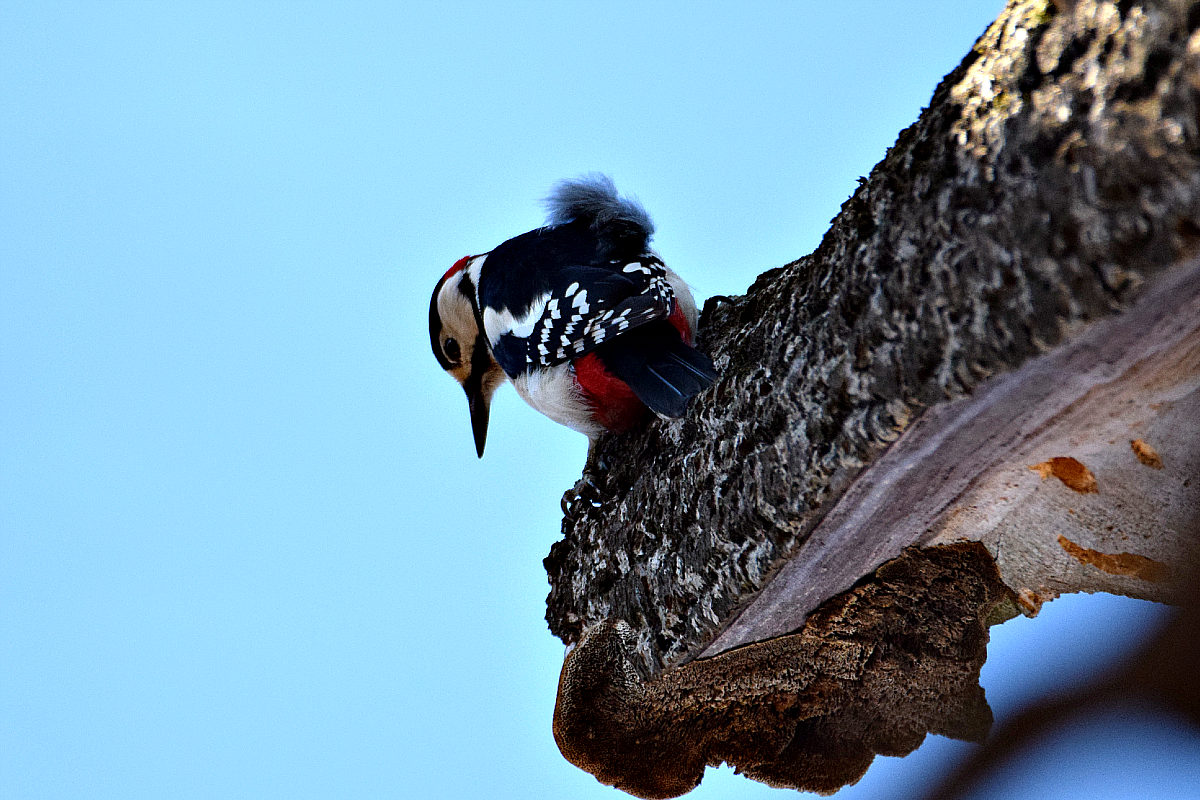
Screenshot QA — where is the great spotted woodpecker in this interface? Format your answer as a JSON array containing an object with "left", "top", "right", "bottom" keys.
[{"left": 429, "top": 175, "right": 718, "bottom": 457}]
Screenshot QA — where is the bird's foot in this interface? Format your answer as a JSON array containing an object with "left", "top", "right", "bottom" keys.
[{"left": 561, "top": 473, "right": 604, "bottom": 517}]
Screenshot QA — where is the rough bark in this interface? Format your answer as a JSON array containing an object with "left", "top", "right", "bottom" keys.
[
  {"left": 545, "top": 0, "right": 1200, "bottom": 795},
  {"left": 705, "top": 257, "right": 1199, "bottom": 657},
  {"left": 554, "top": 545, "right": 1008, "bottom": 798}
]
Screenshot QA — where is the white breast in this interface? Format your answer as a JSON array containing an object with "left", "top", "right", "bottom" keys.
[{"left": 511, "top": 365, "right": 603, "bottom": 439}]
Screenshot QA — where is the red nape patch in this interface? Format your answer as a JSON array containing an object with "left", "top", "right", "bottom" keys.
[
  {"left": 668, "top": 302, "right": 693, "bottom": 345},
  {"left": 573, "top": 353, "right": 648, "bottom": 432},
  {"left": 441, "top": 255, "right": 473, "bottom": 283}
]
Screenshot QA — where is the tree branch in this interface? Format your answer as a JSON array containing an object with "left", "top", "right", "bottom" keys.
[{"left": 545, "top": 0, "right": 1200, "bottom": 795}]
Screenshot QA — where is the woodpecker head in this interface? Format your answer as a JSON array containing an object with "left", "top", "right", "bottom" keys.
[{"left": 429, "top": 255, "right": 506, "bottom": 458}]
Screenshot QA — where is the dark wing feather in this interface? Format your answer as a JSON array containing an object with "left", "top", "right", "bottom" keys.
[
  {"left": 491, "top": 257, "right": 677, "bottom": 375},
  {"left": 592, "top": 321, "right": 718, "bottom": 417}
]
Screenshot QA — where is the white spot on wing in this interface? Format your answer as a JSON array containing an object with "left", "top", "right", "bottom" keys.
[{"left": 482, "top": 291, "right": 550, "bottom": 345}]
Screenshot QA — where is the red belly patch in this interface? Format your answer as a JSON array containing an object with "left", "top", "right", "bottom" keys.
[
  {"left": 572, "top": 303, "right": 694, "bottom": 432},
  {"left": 668, "top": 303, "right": 693, "bottom": 344},
  {"left": 573, "top": 353, "right": 647, "bottom": 432}
]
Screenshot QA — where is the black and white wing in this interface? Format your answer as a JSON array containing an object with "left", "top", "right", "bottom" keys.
[{"left": 488, "top": 257, "right": 676, "bottom": 377}]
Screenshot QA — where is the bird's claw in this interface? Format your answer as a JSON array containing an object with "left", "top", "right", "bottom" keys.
[{"left": 561, "top": 473, "right": 603, "bottom": 517}]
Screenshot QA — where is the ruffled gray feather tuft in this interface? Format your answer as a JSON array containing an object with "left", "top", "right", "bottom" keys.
[{"left": 544, "top": 174, "right": 655, "bottom": 240}]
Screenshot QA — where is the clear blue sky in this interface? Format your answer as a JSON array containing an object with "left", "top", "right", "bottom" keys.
[{"left": 3, "top": 2, "right": 1196, "bottom": 799}]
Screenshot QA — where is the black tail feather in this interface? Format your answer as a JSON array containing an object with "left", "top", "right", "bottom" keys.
[{"left": 594, "top": 322, "right": 718, "bottom": 418}]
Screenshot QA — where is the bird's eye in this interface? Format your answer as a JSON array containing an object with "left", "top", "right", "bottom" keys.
[{"left": 443, "top": 337, "right": 461, "bottom": 363}]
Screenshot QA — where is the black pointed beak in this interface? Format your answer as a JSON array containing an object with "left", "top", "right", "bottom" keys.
[
  {"left": 462, "top": 330, "right": 500, "bottom": 459},
  {"left": 467, "top": 385, "right": 490, "bottom": 458}
]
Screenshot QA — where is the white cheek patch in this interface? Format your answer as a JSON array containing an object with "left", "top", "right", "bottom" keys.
[
  {"left": 437, "top": 277, "right": 480, "bottom": 348},
  {"left": 466, "top": 255, "right": 486, "bottom": 298}
]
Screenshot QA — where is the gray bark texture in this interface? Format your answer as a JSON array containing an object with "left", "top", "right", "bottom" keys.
[{"left": 544, "top": 0, "right": 1200, "bottom": 796}]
